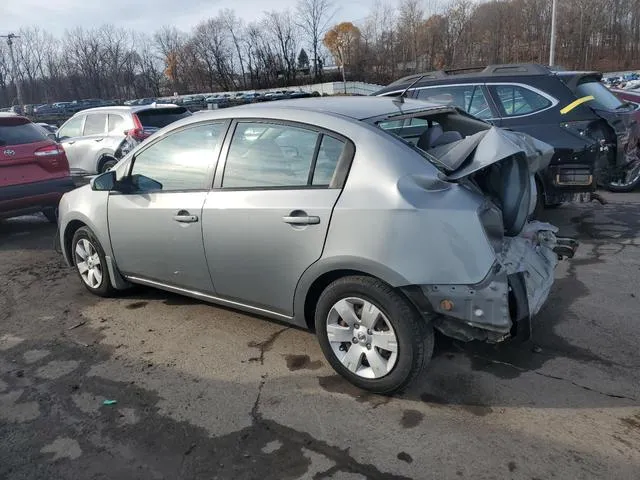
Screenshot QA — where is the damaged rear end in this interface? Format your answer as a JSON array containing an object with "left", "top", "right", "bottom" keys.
[{"left": 418, "top": 126, "right": 578, "bottom": 342}]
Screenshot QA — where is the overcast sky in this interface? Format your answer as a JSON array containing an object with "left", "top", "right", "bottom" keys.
[{"left": 2, "top": 0, "right": 381, "bottom": 36}]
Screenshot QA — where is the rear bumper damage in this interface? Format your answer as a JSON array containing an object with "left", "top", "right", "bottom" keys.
[{"left": 407, "top": 222, "right": 578, "bottom": 343}]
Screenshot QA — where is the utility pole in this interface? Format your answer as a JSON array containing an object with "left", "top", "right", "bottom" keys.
[
  {"left": 549, "top": 0, "right": 557, "bottom": 66},
  {"left": 1, "top": 33, "right": 24, "bottom": 107}
]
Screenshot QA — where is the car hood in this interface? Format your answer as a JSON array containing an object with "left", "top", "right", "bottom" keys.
[{"left": 427, "top": 127, "right": 554, "bottom": 180}]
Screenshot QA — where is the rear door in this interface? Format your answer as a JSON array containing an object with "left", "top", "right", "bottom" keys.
[
  {"left": 201, "top": 120, "right": 352, "bottom": 316},
  {"left": 73, "top": 113, "right": 108, "bottom": 174}
]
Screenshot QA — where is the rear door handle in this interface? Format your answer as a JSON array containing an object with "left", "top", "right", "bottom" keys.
[
  {"left": 67, "top": 141, "right": 75, "bottom": 145},
  {"left": 94, "top": 138, "right": 104, "bottom": 142},
  {"left": 282, "top": 215, "right": 320, "bottom": 225},
  {"left": 173, "top": 210, "right": 199, "bottom": 223}
]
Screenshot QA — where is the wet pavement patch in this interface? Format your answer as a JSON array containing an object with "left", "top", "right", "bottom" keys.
[
  {"left": 400, "top": 409, "right": 424, "bottom": 428},
  {"left": 247, "top": 328, "right": 289, "bottom": 365},
  {"left": 125, "top": 301, "right": 148, "bottom": 310},
  {"left": 284, "top": 354, "right": 322, "bottom": 371},
  {"left": 397, "top": 452, "right": 413, "bottom": 463}
]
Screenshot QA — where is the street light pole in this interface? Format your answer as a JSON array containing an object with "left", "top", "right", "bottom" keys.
[
  {"left": 549, "top": 0, "right": 557, "bottom": 66},
  {"left": 1, "top": 33, "right": 24, "bottom": 107}
]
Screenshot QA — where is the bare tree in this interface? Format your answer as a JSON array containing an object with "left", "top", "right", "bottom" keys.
[
  {"left": 296, "top": 0, "right": 336, "bottom": 80},
  {"left": 265, "top": 11, "right": 299, "bottom": 84}
]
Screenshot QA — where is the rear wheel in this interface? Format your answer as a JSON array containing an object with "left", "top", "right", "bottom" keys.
[
  {"left": 315, "top": 276, "right": 433, "bottom": 394},
  {"left": 71, "top": 226, "right": 115, "bottom": 297},
  {"left": 605, "top": 162, "right": 640, "bottom": 192},
  {"left": 98, "top": 156, "right": 118, "bottom": 173}
]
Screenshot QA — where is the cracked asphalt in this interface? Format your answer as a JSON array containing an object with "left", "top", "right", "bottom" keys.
[{"left": 1, "top": 191, "right": 639, "bottom": 479}]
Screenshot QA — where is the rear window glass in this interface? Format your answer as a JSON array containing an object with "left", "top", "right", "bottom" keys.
[
  {"left": 135, "top": 108, "right": 191, "bottom": 129},
  {"left": 0, "top": 121, "right": 47, "bottom": 146},
  {"left": 576, "top": 81, "right": 624, "bottom": 110}
]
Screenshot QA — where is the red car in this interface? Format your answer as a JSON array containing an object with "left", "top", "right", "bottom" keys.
[{"left": 1, "top": 113, "right": 74, "bottom": 222}]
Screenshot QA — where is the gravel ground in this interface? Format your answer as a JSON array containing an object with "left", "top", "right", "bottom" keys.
[{"left": 1, "top": 192, "right": 639, "bottom": 480}]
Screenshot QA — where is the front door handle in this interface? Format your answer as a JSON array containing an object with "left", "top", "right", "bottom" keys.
[
  {"left": 282, "top": 215, "right": 320, "bottom": 225},
  {"left": 94, "top": 138, "right": 104, "bottom": 142},
  {"left": 173, "top": 210, "right": 199, "bottom": 223},
  {"left": 67, "top": 141, "right": 75, "bottom": 145}
]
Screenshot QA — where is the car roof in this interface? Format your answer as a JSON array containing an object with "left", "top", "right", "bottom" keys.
[
  {"left": 71, "top": 104, "right": 182, "bottom": 115},
  {"left": 194, "top": 96, "right": 449, "bottom": 121}
]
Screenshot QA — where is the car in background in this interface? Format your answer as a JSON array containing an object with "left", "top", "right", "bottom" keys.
[
  {"left": 0, "top": 113, "right": 73, "bottom": 222},
  {"left": 58, "top": 97, "right": 577, "bottom": 393},
  {"left": 179, "top": 95, "right": 207, "bottom": 110},
  {"left": 55, "top": 104, "right": 191, "bottom": 176},
  {"left": 34, "top": 102, "right": 74, "bottom": 116},
  {"left": 375, "top": 63, "right": 640, "bottom": 199}
]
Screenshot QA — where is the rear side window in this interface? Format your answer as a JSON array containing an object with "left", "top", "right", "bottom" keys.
[
  {"left": 135, "top": 108, "right": 191, "bottom": 129},
  {"left": 108, "top": 114, "right": 127, "bottom": 134},
  {"left": 0, "top": 120, "right": 47, "bottom": 146},
  {"left": 83, "top": 114, "right": 107, "bottom": 136},
  {"left": 416, "top": 85, "right": 493, "bottom": 119},
  {"left": 223, "top": 122, "right": 318, "bottom": 188},
  {"left": 489, "top": 85, "right": 552, "bottom": 116}
]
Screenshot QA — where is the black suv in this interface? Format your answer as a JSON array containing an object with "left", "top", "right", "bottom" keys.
[{"left": 375, "top": 64, "right": 640, "bottom": 207}]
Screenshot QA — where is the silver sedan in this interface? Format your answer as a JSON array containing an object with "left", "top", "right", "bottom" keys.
[{"left": 57, "top": 97, "right": 577, "bottom": 393}]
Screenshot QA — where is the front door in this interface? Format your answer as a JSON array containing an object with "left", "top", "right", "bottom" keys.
[
  {"left": 202, "top": 121, "right": 350, "bottom": 315},
  {"left": 108, "top": 121, "right": 228, "bottom": 292}
]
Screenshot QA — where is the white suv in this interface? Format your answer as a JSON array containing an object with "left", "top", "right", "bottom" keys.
[{"left": 56, "top": 104, "right": 190, "bottom": 176}]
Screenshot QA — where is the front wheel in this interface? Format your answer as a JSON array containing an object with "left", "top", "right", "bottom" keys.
[
  {"left": 71, "top": 226, "right": 115, "bottom": 297},
  {"left": 315, "top": 276, "right": 433, "bottom": 394}
]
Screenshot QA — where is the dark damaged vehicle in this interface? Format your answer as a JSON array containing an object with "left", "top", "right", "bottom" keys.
[
  {"left": 375, "top": 64, "right": 640, "bottom": 204},
  {"left": 57, "top": 97, "right": 577, "bottom": 393}
]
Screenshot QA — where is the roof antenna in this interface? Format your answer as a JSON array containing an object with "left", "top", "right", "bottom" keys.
[{"left": 393, "top": 74, "right": 426, "bottom": 104}]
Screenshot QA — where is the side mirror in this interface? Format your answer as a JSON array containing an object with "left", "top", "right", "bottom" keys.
[{"left": 91, "top": 170, "right": 116, "bottom": 191}]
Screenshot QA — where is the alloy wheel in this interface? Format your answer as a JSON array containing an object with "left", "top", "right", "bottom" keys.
[
  {"left": 74, "top": 238, "right": 103, "bottom": 289},
  {"left": 326, "top": 297, "right": 398, "bottom": 379}
]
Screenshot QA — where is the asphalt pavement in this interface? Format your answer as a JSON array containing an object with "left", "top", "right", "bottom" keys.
[{"left": 1, "top": 192, "right": 639, "bottom": 479}]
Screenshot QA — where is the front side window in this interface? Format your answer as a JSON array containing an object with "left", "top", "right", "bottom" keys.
[
  {"left": 130, "top": 122, "right": 226, "bottom": 191},
  {"left": 223, "top": 122, "right": 338, "bottom": 188},
  {"left": 58, "top": 116, "right": 84, "bottom": 139},
  {"left": 490, "top": 85, "right": 552, "bottom": 116},
  {"left": 83, "top": 114, "right": 107, "bottom": 136}
]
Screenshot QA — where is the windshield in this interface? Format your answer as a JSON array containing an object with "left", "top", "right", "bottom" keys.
[{"left": 576, "top": 81, "right": 625, "bottom": 110}]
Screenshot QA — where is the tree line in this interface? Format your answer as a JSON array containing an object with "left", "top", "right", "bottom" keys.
[{"left": 1, "top": 0, "right": 639, "bottom": 107}]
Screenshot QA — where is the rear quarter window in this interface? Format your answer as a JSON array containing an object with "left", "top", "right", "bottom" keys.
[
  {"left": 0, "top": 120, "right": 47, "bottom": 146},
  {"left": 489, "top": 85, "right": 552, "bottom": 117}
]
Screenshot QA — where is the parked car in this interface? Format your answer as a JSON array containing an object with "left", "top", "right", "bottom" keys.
[
  {"left": 375, "top": 63, "right": 640, "bottom": 199},
  {"left": 55, "top": 104, "right": 191, "bottom": 176},
  {"left": 34, "top": 102, "right": 74, "bottom": 116},
  {"left": 180, "top": 95, "right": 207, "bottom": 110},
  {"left": 57, "top": 97, "right": 577, "bottom": 393},
  {"left": 36, "top": 122, "right": 59, "bottom": 140},
  {"left": 0, "top": 113, "right": 73, "bottom": 221}
]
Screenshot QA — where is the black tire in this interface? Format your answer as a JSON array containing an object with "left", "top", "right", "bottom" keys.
[
  {"left": 71, "top": 226, "right": 116, "bottom": 297},
  {"left": 605, "top": 173, "right": 640, "bottom": 192},
  {"left": 315, "top": 276, "right": 433, "bottom": 394},
  {"left": 98, "top": 156, "right": 118, "bottom": 173},
  {"left": 42, "top": 207, "right": 58, "bottom": 224}
]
